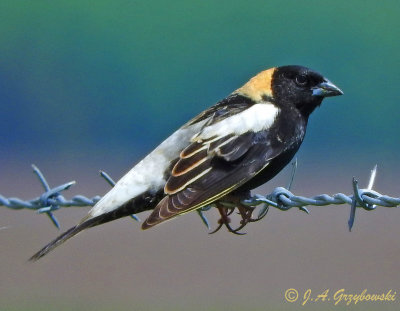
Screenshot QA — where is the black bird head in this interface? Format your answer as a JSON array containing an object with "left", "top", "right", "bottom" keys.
[{"left": 272, "top": 65, "right": 343, "bottom": 117}]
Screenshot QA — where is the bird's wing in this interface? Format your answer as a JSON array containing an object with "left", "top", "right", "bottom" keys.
[{"left": 142, "top": 100, "right": 283, "bottom": 229}]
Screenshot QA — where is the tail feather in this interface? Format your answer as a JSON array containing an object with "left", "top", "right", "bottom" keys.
[
  {"left": 29, "top": 214, "right": 107, "bottom": 262},
  {"left": 29, "top": 189, "right": 165, "bottom": 262}
]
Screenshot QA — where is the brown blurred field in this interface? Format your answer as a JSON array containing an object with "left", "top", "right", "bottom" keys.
[{"left": 1, "top": 160, "right": 399, "bottom": 311}]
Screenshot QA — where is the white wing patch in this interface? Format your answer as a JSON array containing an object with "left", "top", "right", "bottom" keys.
[
  {"left": 193, "top": 103, "right": 279, "bottom": 141},
  {"left": 88, "top": 120, "right": 207, "bottom": 218}
]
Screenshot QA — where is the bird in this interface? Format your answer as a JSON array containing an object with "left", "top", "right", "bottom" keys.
[{"left": 29, "top": 65, "right": 343, "bottom": 261}]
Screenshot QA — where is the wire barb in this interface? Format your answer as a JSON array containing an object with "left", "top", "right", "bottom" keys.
[
  {"left": 348, "top": 165, "right": 379, "bottom": 231},
  {"left": 1, "top": 165, "right": 399, "bottom": 231}
]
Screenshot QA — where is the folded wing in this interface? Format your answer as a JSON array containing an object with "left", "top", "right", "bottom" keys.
[{"left": 142, "top": 101, "right": 283, "bottom": 229}]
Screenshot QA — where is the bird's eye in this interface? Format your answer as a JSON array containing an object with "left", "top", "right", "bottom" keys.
[{"left": 295, "top": 74, "right": 308, "bottom": 86}]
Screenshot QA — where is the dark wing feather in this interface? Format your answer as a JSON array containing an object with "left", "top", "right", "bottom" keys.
[
  {"left": 165, "top": 132, "right": 255, "bottom": 195},
  {"left": 212, "top": 133, "right": 255, "bottom": 161},
  {"left": 142, "top": 131, "right": 282, "bottom": 229},
  {"left": 184, "top": 93, "right": 255, "bottom": 126}
]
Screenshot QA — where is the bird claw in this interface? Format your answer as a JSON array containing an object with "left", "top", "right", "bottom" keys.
[
  {"left": 237, "top": 204, "right": 268, "bottom": 223},
  {"left": 248, "top": 210, "right": 268, "bottom": 222},
  {"left": 228, "top": 221, "right": 247, "bottom": 235},
  {"left": 208, "top": 218, "right": 247, "bottom": 235},
  {"left": 229, "top": 228, "right": 247, "bottom": 235},
  {"left": 208, "top": 198, "right": 270, "bottom": 234},
  {"left": 208, "top": 222, "right": 223, "bottom": 234},
  {"left": 208, "top": 205, "right": 247, "bottom": 235},
  {"left": 227, "top": 209, "right": 235, "bottom": 216}
]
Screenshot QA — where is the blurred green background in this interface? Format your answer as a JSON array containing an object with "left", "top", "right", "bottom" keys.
[{"left": 1, "top": 1, "right": 399, "bottom": 311}]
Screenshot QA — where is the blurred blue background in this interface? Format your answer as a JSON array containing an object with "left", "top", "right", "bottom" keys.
[
  {"left": 1, "top": 0, "right": 399, "bottom": 167},
  {"left": 1, "top": 1, "right": 399, "bottom": 311}
]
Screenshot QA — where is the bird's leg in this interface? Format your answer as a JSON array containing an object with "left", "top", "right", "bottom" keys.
[
  {"left": 227, "top": 196, "right": 257, "bottom": 233},
  {"left": 208, "top": 204, "right": 233, "bottom": 234},
  {"left": 209, "top": 191, "right": 270, "bottom": 234},
  {"left": 228, "top": 194, "right": 270, "bottom": 229},
  {"left": 228, "top": 193, "right": 270, "bottom": 223},
  {"left": 212, "top": 194, "right": 251, "bottom": 235},
  {"left": 208, "top": 201, "right": 249, "bottom": 235}
]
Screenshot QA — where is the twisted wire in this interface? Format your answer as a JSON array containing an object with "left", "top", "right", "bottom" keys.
[{"left": 1, "top": 165, "right": 398, "bottom": 231}]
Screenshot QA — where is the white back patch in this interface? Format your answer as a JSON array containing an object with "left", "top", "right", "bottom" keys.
[{"left": 195, "top": 103, "right": 279, "bottom": 140}]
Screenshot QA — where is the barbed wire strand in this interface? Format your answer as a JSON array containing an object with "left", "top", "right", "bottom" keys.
[{"left": 1, "top": 164, "right": 399, "bottom": 231}]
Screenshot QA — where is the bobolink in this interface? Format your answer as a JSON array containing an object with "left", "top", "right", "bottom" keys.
[{"left": 30, "top": 65, "right": 342, "bottom": 261}]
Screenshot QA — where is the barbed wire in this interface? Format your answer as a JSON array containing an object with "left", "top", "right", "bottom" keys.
[
  {"left": 0, "top": 165, "right": 140, "bottom": 229},
  {"left": 1, "top": 164, "right": 399, "bottom": 231}
]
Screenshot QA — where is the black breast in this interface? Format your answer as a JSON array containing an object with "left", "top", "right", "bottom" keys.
[{"left": 235, "top": 105, "right": 306, "bottom": 192}]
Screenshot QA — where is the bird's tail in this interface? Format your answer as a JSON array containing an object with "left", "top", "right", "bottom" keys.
[
  {"left": 29, "top": 211, "right": 117, "bottom": 262},
  {"left": 29, "top": 190, "right": 163, "bottom": 262}
]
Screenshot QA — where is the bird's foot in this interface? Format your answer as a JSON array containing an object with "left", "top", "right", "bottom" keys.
[
  {"left": 208, "top": 205, "right": 246, "bottom": 235},
  {"left": 209, "top": 194, "right": 268, "bottom": 235}
]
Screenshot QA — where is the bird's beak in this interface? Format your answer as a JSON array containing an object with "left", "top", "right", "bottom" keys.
[{"left": 312, "top": 79, "right": 343, "bottom": 97}]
